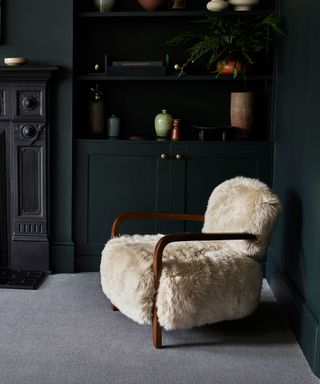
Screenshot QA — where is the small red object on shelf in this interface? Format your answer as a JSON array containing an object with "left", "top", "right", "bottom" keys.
[{"left": 171, "top": 118, "right": 181, "bottom": 141}]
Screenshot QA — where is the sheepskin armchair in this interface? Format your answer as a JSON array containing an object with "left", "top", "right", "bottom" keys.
[{"left": 100, "top": 176, "right": 281, "bottom": 348}]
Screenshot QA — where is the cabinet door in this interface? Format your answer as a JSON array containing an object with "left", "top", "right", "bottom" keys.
[
  {"left": 75, "top": 141, "right": 171, "bottom": 271},
  {"left": 172, "top": 142, "right": 273, "bottom": 232}
]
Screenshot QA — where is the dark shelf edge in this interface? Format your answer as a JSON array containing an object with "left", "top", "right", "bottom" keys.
[
  {"left": 78, "top": 10, "right": 274, "bottom": 18},
  {"left": 78, "top": 74, "right": 273, "bottom": 81},
  {"left": 76, "top": 138, "right": 273, "bottom": 144},
  {"left": 0, "top": 65, "right": 59, "bottom": 71}
]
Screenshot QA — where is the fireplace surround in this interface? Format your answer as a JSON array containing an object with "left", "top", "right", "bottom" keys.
[{"left": 0, "top": 66, "right": 57, "bottom": 275}]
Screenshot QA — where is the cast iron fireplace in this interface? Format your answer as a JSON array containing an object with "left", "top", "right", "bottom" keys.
[
  {"left": 0, "top": 66, "right": 57, "bottom": 288},
  {"left": 0, "top": 130, "right": 7, "bottom": 267}
]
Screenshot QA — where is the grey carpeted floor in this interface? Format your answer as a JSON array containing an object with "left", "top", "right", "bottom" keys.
[{"left": 0, "top": 273, "right": 319, "bottom": 384}]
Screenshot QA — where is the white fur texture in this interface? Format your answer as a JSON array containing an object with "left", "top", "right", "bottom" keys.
[
  {"left": 100, "top": 177, "right": 281, "bottom": 330},
  {"left": 202, "top": 177, "right": 281, "bottom": 259}
]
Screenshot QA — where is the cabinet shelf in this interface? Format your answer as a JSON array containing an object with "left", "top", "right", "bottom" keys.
[
  {"left": 78, "top": 74, "right": 273, "bottom": 81},
  {"left": 77, "top": 138, "right": 272, "bottom": 145},
  {"left": 78, "top": 10, "right": 273, "bottom": 18}
]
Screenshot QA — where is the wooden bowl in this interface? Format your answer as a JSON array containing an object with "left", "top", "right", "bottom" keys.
[{"left": 4, "top": 57, "right": 28, "bottom": 66}]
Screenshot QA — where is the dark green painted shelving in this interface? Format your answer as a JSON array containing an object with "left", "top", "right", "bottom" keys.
[
  {"left": 78, "top": 10, "right": 273, "bottom": 18},
  {"left": 78, "top": 74, "right": 273, "bottom": 81}
]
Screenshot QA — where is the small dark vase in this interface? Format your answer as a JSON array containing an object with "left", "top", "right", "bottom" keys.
[
  {"left": 136, "top": 0, "right": 166, "bottom": 11},
  {"left": 171, "top": 119, "right": 182, "bottom": 141}
]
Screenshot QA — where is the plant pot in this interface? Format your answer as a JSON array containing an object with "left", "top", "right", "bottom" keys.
[
  {"left": 216, "top": 60, "right": 243, "bottom": 77},
  {"left": 230, "top": 92, "right": 254, "bottom": 138},
  {"left": 136, "top": 0, "right": 166, "bottom": 11}
]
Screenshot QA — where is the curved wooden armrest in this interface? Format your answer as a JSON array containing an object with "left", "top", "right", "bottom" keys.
[
  {"left": 111, "top": 211, "right": 204, "bottom": 238},
  {"left": 151, "top": 231, "right": 257, "bottom": 348}
]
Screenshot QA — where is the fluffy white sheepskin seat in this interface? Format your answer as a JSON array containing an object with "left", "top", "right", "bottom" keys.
[{"left": 100, "top": 177, "right": 281, "bottom": 331}]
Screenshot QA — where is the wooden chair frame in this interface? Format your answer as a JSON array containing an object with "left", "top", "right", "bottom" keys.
[{"left": 110, "top": 211, "right": 257, "bottom": 348}]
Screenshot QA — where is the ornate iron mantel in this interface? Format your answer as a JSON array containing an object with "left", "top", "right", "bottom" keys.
[{"left": 0, "top": 66, "right": 58, "bottom": 272}]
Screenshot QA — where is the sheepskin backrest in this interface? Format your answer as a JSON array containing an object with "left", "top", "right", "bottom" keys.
[{"left": 202, "top": 177, "right": 281, "bottom": 259}]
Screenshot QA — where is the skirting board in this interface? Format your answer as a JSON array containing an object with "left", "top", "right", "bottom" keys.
[
  {"left": 267, "top": 249, "right": 319, "bottom": 376},
  {"left": 316, "top": 327, "right": 320, "bottom": 377},
  {"left": 75, "top": 255, "right": 101, "bottom": 272},
  {"left": 314, "top": 327, "right": 320, "bottom": 377},
  {"left": 51, "top": 242, "right": 75, "bottom": 273}
]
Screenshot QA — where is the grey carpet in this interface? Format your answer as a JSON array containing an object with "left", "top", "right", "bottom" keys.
[{"left": 0, "top": 273, "right": 319, "bottom": 384}]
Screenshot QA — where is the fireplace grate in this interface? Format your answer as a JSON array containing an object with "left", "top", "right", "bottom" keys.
[{"left": 0, "top": 268, "right": 46, "bottom": 289}]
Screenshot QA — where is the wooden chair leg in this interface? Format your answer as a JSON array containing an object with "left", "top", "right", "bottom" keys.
[
  {"left": 152, "top": 306, "right": 162, "bottom": 348},
  {"left": 111, "top": 304, "right": 119, "bottom": 311}
]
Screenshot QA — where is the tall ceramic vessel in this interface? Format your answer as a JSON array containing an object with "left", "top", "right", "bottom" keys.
[
  {"left": 230, "top": 92, "right": 254, "bottom": 138},
  {"left": 89, "top": 85, "right": 105, "bottom": 136},
  {"left": 155, "top": 110, "right": 173, "bottom": 138}
]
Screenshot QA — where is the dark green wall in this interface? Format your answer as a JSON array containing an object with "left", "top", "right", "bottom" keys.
[
  {"left": 267, "top": 0, "right": 320, "bottom": 377},
  {"left": 0, "top": 0, "right": 74, "bottom": 272},
  {"left": 1, "top": 2, "right": 320, "bottom": 375}
]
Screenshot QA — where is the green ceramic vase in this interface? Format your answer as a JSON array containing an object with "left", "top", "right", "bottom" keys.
[{"left": 154, "top": 109, "right": 173, "bottom": 138}]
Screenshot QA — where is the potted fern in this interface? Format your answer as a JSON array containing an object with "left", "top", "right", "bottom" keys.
[{"left": 168, "top": 13, "right": 284, "bottom": 78}]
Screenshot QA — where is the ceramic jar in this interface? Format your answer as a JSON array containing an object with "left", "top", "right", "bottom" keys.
[
  {"left": 206, "top": 0, "right": 228, "bottom": 11},
  {"left": 171, "top": 119, "right": 182, "bottom": 141},
  {"left": 107, "top": 114, "right": 120, "bottom": 137},
  {"left": 136, "top": 0, "right": 166, "bottom": 11},
  {"left": 155, "top": 110, "right": 173, "bottom": 138},
  {"left": 230, "top": 92, "right": 254, "bottom": 138},
  {"left": 94, "top": 0, "right": 115, "bottom": 12}
]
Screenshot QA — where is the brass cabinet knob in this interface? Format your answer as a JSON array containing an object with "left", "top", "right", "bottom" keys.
[
  {"left": 176, "top": 153, "right": 182, "bottom": 160},
  {"left": 160, "top": 153, "right": 167, "bottom": 160}
]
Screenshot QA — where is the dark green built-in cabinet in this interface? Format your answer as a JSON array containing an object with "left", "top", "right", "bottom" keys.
[
  {"left": 75, "top": 140, "right": 272, "bottom": 270},
  {"left": 73, "top": 0, "right": 277, "bottom": 270}
]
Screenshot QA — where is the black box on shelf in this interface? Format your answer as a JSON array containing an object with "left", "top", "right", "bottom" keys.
[
  {"left": 112, "top": 61, "right": 163, "bottom": 67},
  {"left": 194, "top": 125, "right": 236, "bottom": 142},
  {"left": 104, "top": 55, "right": 167, "bottom": 76},
  {"left": 106, "top": 66, "right": 167, "bottom": 76}
]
